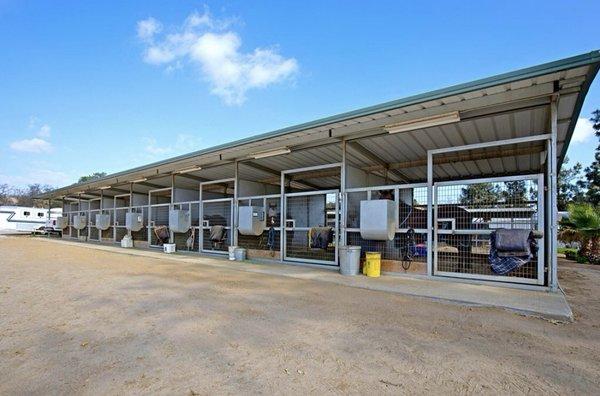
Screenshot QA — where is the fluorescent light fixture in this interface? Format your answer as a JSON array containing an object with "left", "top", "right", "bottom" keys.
[
  {"left": 385, "top": 111, "right": 460, "bottom": 134},
  {"left": 99, "top": 186, "right": 112, "bottom": 190},
  {"left": 252, "top": 147, "right": 291, "bottom": 159},
  {"left": 130, "top": 178, "right": 148, "bottom": 183},
  {"left": 175, "top": 166, "right": 202, "bottom": 174}
]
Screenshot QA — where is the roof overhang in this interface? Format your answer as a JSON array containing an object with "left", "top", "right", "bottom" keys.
[{"left": 37, "top": 50, "right": 600, "bottom": 200}]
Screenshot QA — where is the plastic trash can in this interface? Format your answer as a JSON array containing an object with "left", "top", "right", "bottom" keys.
[
  {"left": 365, "top": 251, "right": 381, "bottom": 277},
  {"left": 339, "top": 245, "right": 361, "bottom": 275},
  {"left": 234, "top": 247, "right": 247, "bottom": 261},
  {"left": 228, "top": 246, "right": 237, "bottom": 261}
]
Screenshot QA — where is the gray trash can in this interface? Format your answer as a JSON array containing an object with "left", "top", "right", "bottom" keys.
[
  {"left": 339, "top": 245, "right": 361, "bottom": 275},
  {"left": 234, "top": 247, "right": 247, "bottom": 261}
]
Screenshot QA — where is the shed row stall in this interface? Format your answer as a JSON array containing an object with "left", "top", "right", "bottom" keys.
[{"left": 37, "top": 51, "right": 600, "bottom": 290}]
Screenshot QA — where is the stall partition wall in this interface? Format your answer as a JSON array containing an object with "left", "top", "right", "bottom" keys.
[
  {"left": 88, "top": 198, "right": 101, "bottom": 242},
  {"left": 130, "top": 192, "right": 149, "bottom": 245},
  {"left": 237, "top": 194, "right": 281, "bottom": 260},
  {"left": 113, "top": 193, "right": 131, "bottom": 244},
  {"left": 148, "top": 188, "right": 172, "bottom": 247},
  {"left": 63, "top": 201, "right": 80, "bottom": 239},
  {"left": 433, "top": 174, "right": 545, "bottom": 285},
  {"left": 345, "top": 183, "right": 428, "bottom": 274},
  {"left": 200, "top": 179, "right": 235, "bottom": 255}
]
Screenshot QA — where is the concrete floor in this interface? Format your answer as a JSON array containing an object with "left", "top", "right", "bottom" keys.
[{"left": 38, "top": 237, "right": 572, "bottom": 321}]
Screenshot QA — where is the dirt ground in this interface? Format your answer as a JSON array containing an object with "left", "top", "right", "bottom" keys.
[{"left": 1, "top": 236, "right": 599, "bottom": 394}]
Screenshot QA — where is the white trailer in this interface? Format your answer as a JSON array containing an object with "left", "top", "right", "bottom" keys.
[{"left": 0, "top": 206, "right": 62, "bottom": 234}]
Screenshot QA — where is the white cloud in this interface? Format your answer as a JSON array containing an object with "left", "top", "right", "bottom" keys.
[
  {"left": 10, "top": 137, "right": 53, "bottom": 153},
  {"left": 0, "top": 167, "right": 73, "bottom": 188},
  {"left": 37, "top": 124, "right": 51, "bottom": 138},
  {"left": 137, "top": 17, "right": 162, "bottom": 42},
  {"left": 572, "top": 118, "right": 595, "bottom": 144},
  {"left": 137, "top": 9, "right": 298, "bottom": 105}
]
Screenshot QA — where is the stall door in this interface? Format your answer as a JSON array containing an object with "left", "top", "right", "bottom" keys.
[
  {"left": 201, "top": 198, "right": 234, "bottom": 254},
  {"left": 284, "top": 190, "right": 339, "bottom": 265},
  {"left": 433, "top": 174, "right": 545, "bottom": 285}
]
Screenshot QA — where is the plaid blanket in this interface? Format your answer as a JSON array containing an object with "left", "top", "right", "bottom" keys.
[{"left": 489, "top": 231, "right": 534, "bottom": 275}]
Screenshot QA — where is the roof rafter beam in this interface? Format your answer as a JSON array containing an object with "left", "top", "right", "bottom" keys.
[
  {"left": 346, "top": 141, "right": 408, "bottom": 182},
  {"left": 240, "top": 161, "right": 321, "bottom": 190},
  {"left": 363, "top": 145, "right": 545, "bottom": 172}
]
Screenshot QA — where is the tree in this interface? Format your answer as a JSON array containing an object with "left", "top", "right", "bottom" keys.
[
  {"left": 502, "top": 180, "right": 528, "bottom": 206},
  {"left": 0, "top": 184, "right": 10, "bottom": 205},
  {"left": 78, "top": 172, "right": 107, "bottom": 183},
  {"left": 459, "top": 183, "right": 501, "bottom": 206},
  {"left": 559, "top": 203, "right": 600, "bottom": 263},
  {"left": 558, "top": 157, "right": 585, "bottom": 210},
  {"left": 582, "top": 110, "right": 600, "bottom": 206},
  {"left": 13, "top": 184, "right": 53, "bottom": 207}
]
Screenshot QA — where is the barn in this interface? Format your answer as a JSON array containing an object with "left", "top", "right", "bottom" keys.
[{"left": 38, "top": 50, "right": 600, "bottom": 290}]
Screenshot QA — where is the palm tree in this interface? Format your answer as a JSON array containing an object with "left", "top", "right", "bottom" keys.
[{"left": 559, "top": 203, "right": 600, "bottom": 261}]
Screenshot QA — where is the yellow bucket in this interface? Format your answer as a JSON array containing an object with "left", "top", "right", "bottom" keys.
[{"left": 364, "top": 252, "right": 381, "bottom": 277}]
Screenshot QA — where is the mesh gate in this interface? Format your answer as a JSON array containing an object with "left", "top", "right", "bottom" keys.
[
  {"left": 433, "top": 174, "right": 544, "bottom": 285},
  {"left": 284, "top": 190, "right": 338, "bottom": 265},
  {"left": 345, "top": 185, "right": 428, "bottom": 274},
  {"left": 202, "top": 199, "right": 233, "bottom": 254},
  {"left": 149, "top": 204, "right": 170, "bottom": 246},
  {"left": 237, "top": 196, "right": 281, "bottom": 258}
]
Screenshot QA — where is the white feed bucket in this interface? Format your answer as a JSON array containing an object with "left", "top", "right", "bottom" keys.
[
  {"left": 163, "top": 243, "right": 176, "bottom": 254},
  {"left": 121, "top": 235, "right": 133, "bottom": 248}
]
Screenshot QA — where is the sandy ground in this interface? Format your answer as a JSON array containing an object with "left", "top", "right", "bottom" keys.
[{"left": 0, "top": 236, "right": 599, "bottom": 395}]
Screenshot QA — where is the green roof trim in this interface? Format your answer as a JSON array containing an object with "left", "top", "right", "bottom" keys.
[{"left": 39, "top": 50, "right": 600, "bottom": 198}]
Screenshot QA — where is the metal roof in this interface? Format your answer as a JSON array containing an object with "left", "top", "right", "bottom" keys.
[{"left": 38, "top": 50, "right": 600, "bottom": 199}]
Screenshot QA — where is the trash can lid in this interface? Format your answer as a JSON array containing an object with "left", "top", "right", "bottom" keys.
[{"left": 340, "top": 245, "right": 361, "bottom": 250}]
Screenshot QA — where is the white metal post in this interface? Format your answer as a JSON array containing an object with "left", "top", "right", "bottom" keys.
[
  {"left": 426, "top": 151, "right": 433, "bottom": 276},
  {"left": 280, "top": 171, "right": 285, "bottom": 262},
  {"left": 340, "top": 139, "right": 347, "bottom": 247},
  {"left": 170, "top": 174, "right": 175, "bottom": 244},
  {"left": 147, "top": 190, "right": 152, "bottom": 245},
  {"left": 233, "top": 160, "right": 239, "bottom": 247},
  {"left": 47, "top": 199, "right": 51, "bottom": 238},
  {"left": 198, "top": 183, "right": 203, "bottom": 253},
  {"left": 128, "top": 183, "right": 133, "bottom": 237},
  {"left": 77, "top": 194, "right": 81, "bottom": 240},
  {"left": 550, "top": 98, "right": 559, "bottom": 291}
]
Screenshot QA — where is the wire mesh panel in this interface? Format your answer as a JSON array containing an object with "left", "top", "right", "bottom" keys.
[
  {"left": 150, "top": 205, "right": 170, "bottom": 246},
  {"left": 344, "top": 185, "right": 428, "bottom": 274},
  {"left": 114, "top": 206, "right": 128, "bottom": 243},
  {"left": 131, "top": 206, "right": 148, "bottom": 243},
  {"left": 346, "top": 191, "right": 367, "bottom": 229},
  {"left": 237, "top": 195, "right": 281, "bottom": 259},
  {"left": 433, "top": 175, "right": 544, "bottom": 285},
  {"left": 202, "top": 199, "right": 233, "bottom": 254},
  {"left": 89, "top": 209, "right": 100, "bottom": 241},
  {"left": 284, "top": 191, "right": 338, "bottom": 265},
  {"left": 171, "top": 202, "right": 198, "bottom": 251}
]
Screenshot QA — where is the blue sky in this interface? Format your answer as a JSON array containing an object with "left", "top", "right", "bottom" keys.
[{"left": 0, "top": 1, "right": 599, "bottom": 188}]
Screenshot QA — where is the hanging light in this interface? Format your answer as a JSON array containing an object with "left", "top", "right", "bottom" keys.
[
  {"left": 175, "top": 166, "right": 202, "bottom": 174},
  {"left": 252, "top": 147, "right": 291, "bottom": 159},
  {"left": 385, "top": 111, "right": 460, "bottom": 134}
]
